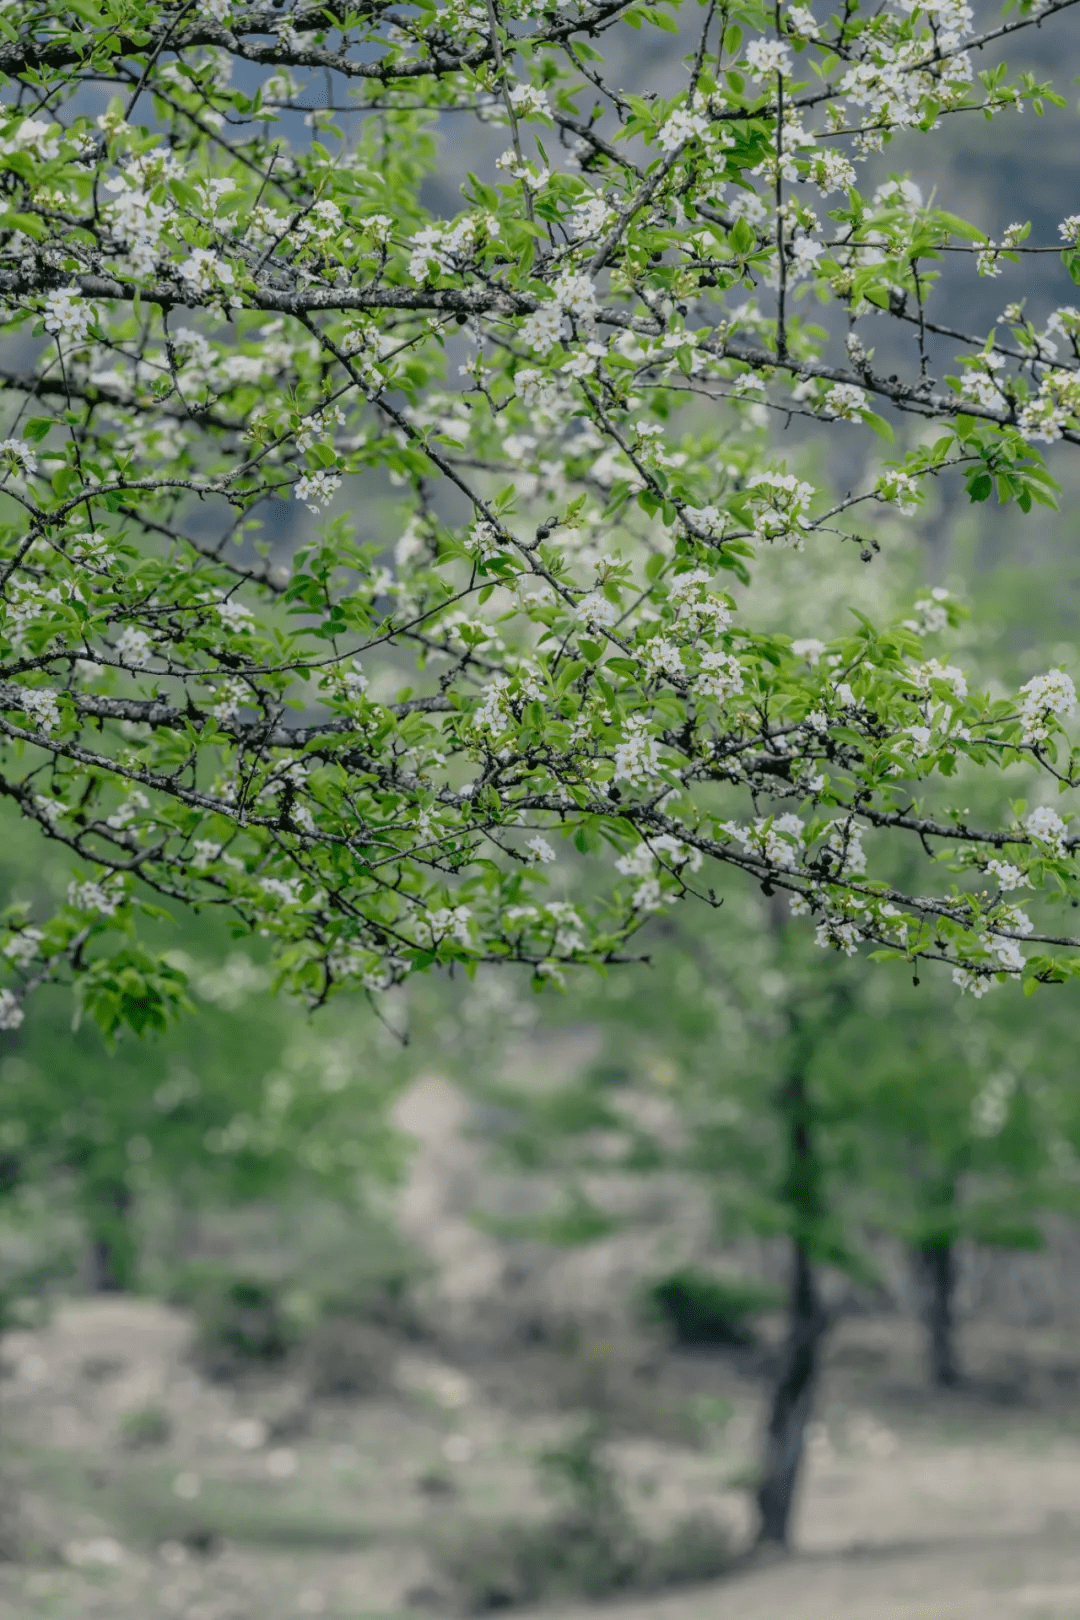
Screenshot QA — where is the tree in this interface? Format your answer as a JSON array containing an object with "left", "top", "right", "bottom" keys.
[
  {"left": 2, "top": 0, "right": 1080, "bottom": 1033},
  {"left": 0, "top": 797, "right": 405, "bottom": 1290},
  {"left": 439, "top": 865, "right": 1080, "bottom": 1545},
  {"left": 814, "top": 967, "right": 1059, "bottom": 1389}
]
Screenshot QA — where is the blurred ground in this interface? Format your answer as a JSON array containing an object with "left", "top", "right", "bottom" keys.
[{"left": 0, "top": 1297, "right": 1079, "bottom": 1620}]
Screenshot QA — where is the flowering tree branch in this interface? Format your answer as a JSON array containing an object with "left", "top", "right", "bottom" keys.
[{"left": 1, "top": 0, "right": 1080, "bottom": 1033}]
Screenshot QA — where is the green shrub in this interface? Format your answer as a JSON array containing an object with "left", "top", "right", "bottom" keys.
[
  {"left": 643, "top": 1269, "right": 782, "bottom": 1348},
  {"left": 176, "top": 1268, "right": 296, "bottom": 1381},
  {"left": 435, "top": 1422, "right": 730, "bottom": 1611},
  {"left": 118, "top": 1405, "right": 171, "bottom": 1448}
]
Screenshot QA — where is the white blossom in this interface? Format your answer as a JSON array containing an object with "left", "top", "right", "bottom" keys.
[
  {"left": 1025, "top": 805, "right": 1068, "bottom": 853},
  {"left": 508, "top": 83, "right": 551, "bottom": 119},
  {"left": 825, "top": 820, "right": 866, "bottom": 875},
  {"left": 0, "top": 990, "right": 23, "bottom": 1030},
  {"left": 21, "top": 687, "right": 61, "bottom": 733},
  {"left": 0, "top": 439, "right": 38, "bottom": 479},
  {"left": 567, "top": 194, "right": 615, "bottom": 241},
  {"left": 815, "top": 916, "right": 861, "bottom": 955},
  {"left": 576, "top": 591, "right": 619, "bottom": 628},
  {"left": 294, "top": 471, "right": 341, "bottom": 513},
  {"left": 67, "top": 879, "right": 121, "bottom": 916},
  {"left": 178, "top": 248, "right": 235, "bottom": 295},
  {"left": 876, "top": 470, "right": 921, "bottom": 514},
  {"left": 823, "top": 383, "right": 868, "bottom": 421},
  {"left": 473, "top": 675, "right": 511, "bottom": 734},
  {"left": 915, "top": 658, "right": 967, "bottom": 700},
  {"left": 985, "top": 859, "right": 1027, "bottom": 892},
  {"left": 4, "top": 929, "right": 41, "bottom": 966},
  {"left": 657, "top": 105, "right": 709, "bottom": 151},
  {"left": 217, "top": 598, "right": 254, "bottom": 632},
  {"left": 43, "top": 290, "right": 95, "bottom": 343},
  {"left": 642, "top": 637, "right": 685, "bottom": 680},
  {"left": 520, "top": 303, "right": 565, "bottom": 355},
  {"left": 1017, "top": 669, "right": 1076, "bottom": 744},
  {"left": 613, "top": 716, "right": 661, "bottom": 785},
  {"left": 745, "top": 39, "right": 794, "bottom": 80},
  {"left": 115, "top": 626, "right": 153, "bottom": 664},
  {"left": 695, "top": 649, "right": 744, "bottom": 701},
  {"left": 792, "top": 639, "right": 826, "bottom": 666}
]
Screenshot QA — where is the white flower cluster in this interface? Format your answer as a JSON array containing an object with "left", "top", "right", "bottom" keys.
[
  {"left": 465, "top": 521, "right": 505, "bottom": 564},
  {"left": 825, "top": 820, "right": 866, "bottom": 875},
  {"left": 178, "top": 248, "right": 235, "bottom": 297},
  {"left": 823, "top": 383, "right": 868, "bottom": 421},
  {"left": 1025, "top": 805, "right": 1068, "bottom": 854},
  {"left": 520, "top": 271, "right": 598, "bottom": 355},
  {"left": 695, "top": 649, "right": 744, "bottom": 701},
  {"left": 903, "top": 588, "right": 951, "bottom": 636},
  {"left": 414, "top": 905, "right": 473, "bottom": 949},
  {"left": 787, "top": 6, "right": 820, "bottom": 36},
  {"left": 409, "top": 214, "right": 497, "bottom": 281},
  {"left": 0, "top": 990, "right": 23, "bottom": 1031},
  {"left": 1016, "top": 368, "right": 1080, "bottom": 445},
  {"left": 669, "top": 572, "right": 732, "bottom": 639},
  {"left": 509, "top": 83, "right": 551, "bottom": 119},
  {"left": 43, "top": 290, "right": 95, "bottom": 344},
  {"left": 514, "top": 367, "right": 560, "bottom": 416},
  {"left": 20, "top": 687, "right": 61, "bottom": 733},
  {"left": 914, "top": 658, "right": 967, "bottom": 700},
  {"left": 1017, "top": 670, "right": 1076, "bottom": 744},
  {"left": 612, "top": 716, "right": 661, "bottom": 785},
  {"left": 576, "top": 591, "right": 619, "bottom": 628},
  {"left": 217, "top": 598, "right": 254, "bottom": 633},
  {"left": 642, "top": 636, "right": 685, "bottom": 680},
  {"left": 473, "top": 675, "right": 511, "bottom": 735},
  {"left": 746, "top": 470, "right": 815, "bottom": 545},
  {"left": 67, "top": 879, "right": 121, "bottom": 916},
  {"left": 657, "top": 104, "right": 709, "bottom": 152},
  {"left": 0, "top": 116, "right": 61, "bottom": 160},
  {"left": 4, "top": 928, "right": 42, "bottom": 967},
  {"left": 0, "top": 438, "right": 37, "bottom": 480},
  {"left": 722, "top": 814, "right": 805, "bottom": 870},
  {"left": 876, "top": 469, "right": 921, "bottom": 514},
  {"left": 294, "top": 471, "right": 341, "bottom": 513},
  {"left": 103, "top": 168, "right": 174, "bottom": 277},
  {"left": 960, "top": 355, "right": 1006, "bottom": 409},
  {"left": 815, "top": 916, "right": 862, "bottom": 956},
  {"left": 114, "top": 625, "right": 152, "bottom": 665},
  {"left": 745, "top": 39, "right": 793, "bottom": 80},
  {"left": 566, "top": 193, "right": 615, "bottom": 241},
  {"left": 807, "top": 150, "right": 855, "bottom": 196},
  {"left": 985, "top": 859, "right": 1028, "bottom": 892}
]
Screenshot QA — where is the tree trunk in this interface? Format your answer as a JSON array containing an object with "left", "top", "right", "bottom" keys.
[
  {"left": 916, "top": 1241, "right": 960, "bottom": 1388},
  {"left": 86, "top": 1181, "right": 135, "bottom": 1293},
  {"left": 756, "top": 1238, "right": 826, "bottom": 1546},
  {"left": 755, "top": 1033, "right": 828, "bottom": 1549}
]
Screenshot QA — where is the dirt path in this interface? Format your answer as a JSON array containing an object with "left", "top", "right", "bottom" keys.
[{"left": 1, "top": 1300, "right": 1079, "bottom": 1620}]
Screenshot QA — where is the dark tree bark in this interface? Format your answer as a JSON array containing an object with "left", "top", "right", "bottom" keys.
[
  {"left": 86, "top": 1181, "right": 136, "bottom": 1293},
  {"left": 915, "top": 1240, "right": 961, "bottom": 1388},
  {"left": 756, "top": 1236, "right": 827, "bottom": 1546},
  {"left": 755, "top": 1035, "right": 829, "bottom": 1548}
]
